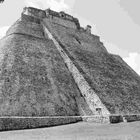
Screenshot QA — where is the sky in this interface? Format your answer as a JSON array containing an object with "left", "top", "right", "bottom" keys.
[{"left": 0, "top": 0, "right": 140, "bottom": 75}]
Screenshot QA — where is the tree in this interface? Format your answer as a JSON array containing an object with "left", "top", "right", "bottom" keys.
[{"left": 0, "top": 0, "right": 4, "bottom": 3}]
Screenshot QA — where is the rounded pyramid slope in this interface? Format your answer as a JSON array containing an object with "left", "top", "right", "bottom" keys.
[{"left": 0, "top": 17, "right": 82, "bottom": 130}]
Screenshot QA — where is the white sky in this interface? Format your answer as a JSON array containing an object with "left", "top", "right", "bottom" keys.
[{"left": 0, "top": 0, "right": 140, "bottom": 75}]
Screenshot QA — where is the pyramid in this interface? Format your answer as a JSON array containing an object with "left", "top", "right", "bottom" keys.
[{"left": 0, "top": 7, "right": 140, "bottom": 130}]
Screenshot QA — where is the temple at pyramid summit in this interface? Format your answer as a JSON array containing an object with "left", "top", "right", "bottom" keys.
[{"left": 0, "top": 7, "right": 140, "bottom": 130}]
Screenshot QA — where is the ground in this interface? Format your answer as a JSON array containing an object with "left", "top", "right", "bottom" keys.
[{"left": 0, "top": 121, "right": 140, "bottom": 140}]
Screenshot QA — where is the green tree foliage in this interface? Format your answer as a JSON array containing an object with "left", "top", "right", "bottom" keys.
[{"left": 0, "top": 0, "right": 4, "bottom": 3}]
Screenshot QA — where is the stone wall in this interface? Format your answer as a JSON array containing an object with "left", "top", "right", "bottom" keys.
[
  {"left": 45, "top": 9, "right": 80, "bottom": 29},
  {"left": 0, "top": 117, "right": 81, "bottom": 131},
  {"left": 23, "top": 7, "right": 46, "bottom": 19},
  {"left": 23, "top": 7, "right": 80, "bottom": 30},
  {"left": 45, "top": 17, "right": 77, "bottom": 29},
  {"left": 0, "top": 33, "right": 82, "bottom": 129},
  {"left": 43, "top": 18, "right": 107, "bottom": 53},
  {"left": 22, "top": 14, "right": 40, "bottom": 24},
  {"left": 6, "top": 16, "right": 44, "bottom": 39}
]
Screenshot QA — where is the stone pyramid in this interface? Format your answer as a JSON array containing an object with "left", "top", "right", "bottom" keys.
[{"left": 0, "top": 7, "right": 140, "bottom": 130}]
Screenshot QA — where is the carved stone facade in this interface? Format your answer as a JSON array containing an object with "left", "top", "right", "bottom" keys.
[
  {"left": 85, "top": 25, "right": 92, "bottom": 34},
  {"left": 45, "top": 9, "right": 80, "bottom": 29},
  {"left": 45, "top": 16, "right": 77, "bottom": 29},
  {"left": 23, "top": 7, "right": 46, "bottom": 19},
  {"left": 23, "top": 7, "right": 80, "bottom": 30}
]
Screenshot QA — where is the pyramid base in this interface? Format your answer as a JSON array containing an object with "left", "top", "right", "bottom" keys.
[{"left": 0, "top": 117, "right": 82, "bottom": 131}]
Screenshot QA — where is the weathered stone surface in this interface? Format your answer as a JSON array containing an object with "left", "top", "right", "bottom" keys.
[
  {"left": 6, "top": 15, "right": 44, "bottom": 39},
  {"left": 43, "top": 18, "right": 140, "bottom": 115},
  {"left": 0, "top": 34, "right": 80, "bottom": 116},
  {"left": 0, "top": 14, "right": 83, "bottom": 129},
  {"left": 0, "top": 7, "right": 140, "bottom": 130}
]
